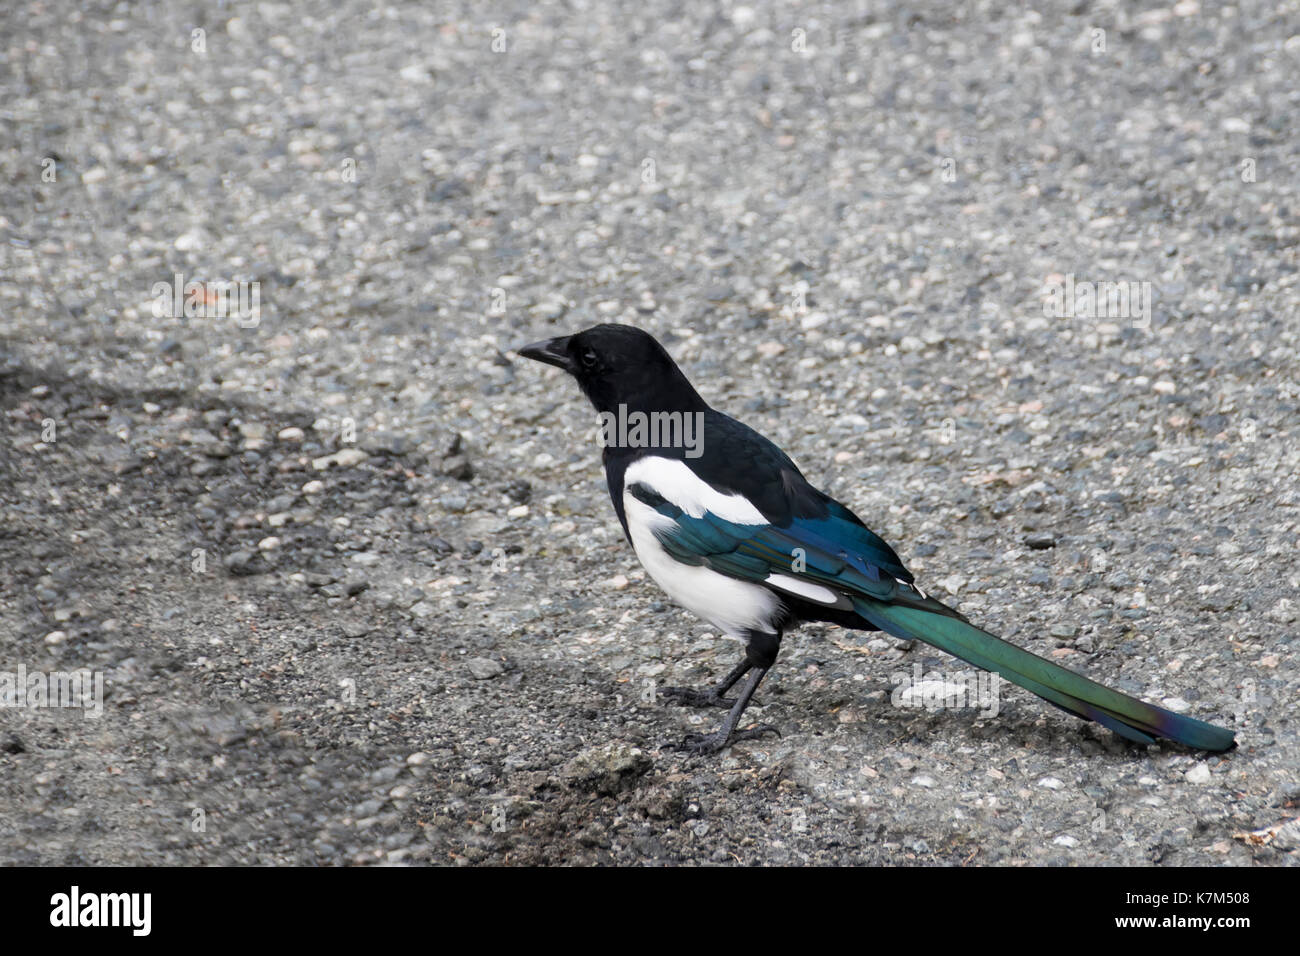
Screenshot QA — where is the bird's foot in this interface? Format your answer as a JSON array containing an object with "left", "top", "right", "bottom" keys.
[
  {"left": 672, "top": 724, "right": 781, "bottom": 755},
  {"left": 659, "top": 686, "right": 737, "bottom": 709}
]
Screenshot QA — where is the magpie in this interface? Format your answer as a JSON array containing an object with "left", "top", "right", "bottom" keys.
[{"left": 519, "top": 324, "right": 1236, "bottom": 756}]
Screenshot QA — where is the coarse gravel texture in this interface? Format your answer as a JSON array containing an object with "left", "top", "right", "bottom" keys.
[{"left": 0, "top": 0, "right": 1297, "bottom": 866}]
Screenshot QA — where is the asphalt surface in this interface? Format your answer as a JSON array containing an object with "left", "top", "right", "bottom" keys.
[{"left": 0, "top": 0, "right": 1297, "bottom": 865}]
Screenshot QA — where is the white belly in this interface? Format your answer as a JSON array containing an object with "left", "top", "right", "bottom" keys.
[{"left": 623, "top": 490, "right": 782, "bottom": 638}]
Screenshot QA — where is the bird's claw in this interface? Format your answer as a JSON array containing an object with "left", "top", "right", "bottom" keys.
[{"left": 670, "top": 724, "right": 782, "bottom": 755}]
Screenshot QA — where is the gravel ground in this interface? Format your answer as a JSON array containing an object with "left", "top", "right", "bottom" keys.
[{"left": 1, "top": 0, "right": 1297, "bottom": 865}]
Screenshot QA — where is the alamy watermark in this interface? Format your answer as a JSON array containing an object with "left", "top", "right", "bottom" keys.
[
  {"left": 595, "top": 403, "right": 705, "bottom": 458},
  {"left": 151, "top": 272, "right": 261, "bottom": 327},
  {"left": 891, "top": 663, "right": 1002, "bottom": 718},
  {"left": 1044, "top": 273, "right": 1151, "bottom": 329},
  {"left": 50, "top": 886, "right": 150, "bottom": 936},
  {"left": 0, "top": 664, "right": 104, "bottom": 718}
]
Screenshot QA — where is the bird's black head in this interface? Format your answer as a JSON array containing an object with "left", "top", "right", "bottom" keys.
[{"left": 517, "top": 324, "right": 706, "bottom": 416}]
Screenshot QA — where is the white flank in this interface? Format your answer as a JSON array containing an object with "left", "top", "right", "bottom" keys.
[{"left": 622, "top": 461, "right": 780, "bottom": 637}]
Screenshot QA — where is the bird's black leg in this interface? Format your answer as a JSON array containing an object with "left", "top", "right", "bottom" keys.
[
  {"left": 659, "top": 658, "right": 752, "bottom": 709},
  {"left": 676, "top": 666, "right": 778, "bottom": 755},
  {"left": 672, "top": 630, "right": 782, "bottom": 755}
]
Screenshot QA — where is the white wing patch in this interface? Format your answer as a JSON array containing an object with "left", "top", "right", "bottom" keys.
[
  {"left": 623, "top": 457, "right": 766, "bottom": 523},
  {"left": 764, "top": 573, "right": 853, "bottom": 609}
]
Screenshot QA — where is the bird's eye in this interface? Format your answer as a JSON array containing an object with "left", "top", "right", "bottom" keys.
[{"left": 580, "top": 349, "right": 599, "bottom": 369}]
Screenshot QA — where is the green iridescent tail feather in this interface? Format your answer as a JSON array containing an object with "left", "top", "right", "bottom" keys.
[{"left": 853, "top": 598, "right": 1236, "bottom": 752}]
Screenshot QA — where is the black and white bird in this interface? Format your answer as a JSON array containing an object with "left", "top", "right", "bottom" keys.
[{"left": 518, "top": 324, "right": 1235, "bottom": 755}]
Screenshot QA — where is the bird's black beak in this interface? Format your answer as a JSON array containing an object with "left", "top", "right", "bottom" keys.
[{"left": 517, "top": 335, "right": 574, "bottom": 373}]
